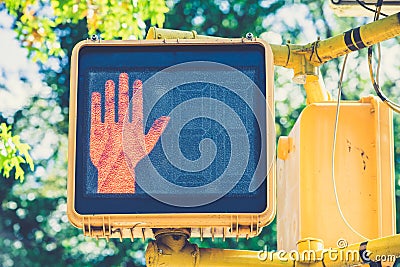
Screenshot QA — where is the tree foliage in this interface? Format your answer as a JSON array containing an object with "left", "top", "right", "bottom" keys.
[
  {"left": 0, "top": 123, "right": 33, "bottom": 182},
  {"left": 0, "top": 0, "right": 169, "bottom": 61}
]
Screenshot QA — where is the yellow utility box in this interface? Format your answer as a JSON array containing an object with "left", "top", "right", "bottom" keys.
[{"left": 277, "top": 96, "right": 395, "bottom": 250}]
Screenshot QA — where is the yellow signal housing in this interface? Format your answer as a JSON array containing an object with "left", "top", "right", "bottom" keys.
[
  {"left": 67, "top": 38, "right": 276, "bottom": 240},
  {"left": 277, "top": 96, "right": 395, "bottom": 250}
]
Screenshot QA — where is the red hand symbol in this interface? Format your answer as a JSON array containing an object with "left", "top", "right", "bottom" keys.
[{"left": 90, "top": 73, "right": 170, "bottom": 193}]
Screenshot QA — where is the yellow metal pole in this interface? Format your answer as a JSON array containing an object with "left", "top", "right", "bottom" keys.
[
  {"left": 146, "top": 12, "right": 400, "bottom": 104},
  {"left": 309, "top": 12, "right": 400, "bottom": 66},
  {"left": 321, "top": 234, "right": 400, "bottom": 267},
  {"left": 303, "top": 74, "right": 331, "bottom": 104},
  {"left": 146, "top": 12, "right": 400, "bottom": 67},
  {"left": 198, "top": 248, "right": 294, "bottom": 267},
  {"left": 146, "top": 230, "right": 400, "bottom": 267},
  {"left": 145, "top": 27, "right": 287, "bottom": 67},
  {"left": 146, "top": 229, "right": 295, "bottom": 267},
  {"left": 146, "top": 27, "right": 221, "bottom": 40},
  {"left": 146, "top": 27, "right": 328, "bottom": 103}
]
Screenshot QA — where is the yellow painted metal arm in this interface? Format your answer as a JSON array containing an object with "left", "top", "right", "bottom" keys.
[
  {"left": 309, "top": 12, "right": 400, "bottom": 66},
  {"left": 198, "top": 248, "right": 294, "bottom": 267},
  {"left": 146, "top": 27, "right": 329, "bottom": 103},
  {"left": 147, "top": 12, "right": 400, "bottom": 67},
  {"left": 146, "top": 27, "right": 285, "bottom": 66},
  {"left": 146, "top": 12, "right": 400, "bottom": 104},
  {"left": 146, "top": 230, "right": 400, "bottom": 267},
  {"left": 321, "top": 234, "right": 400, "bottom": 267},
  {"left": 146, "top": 230, "right": 294, "bottom": 267},
  {"left": 146, "top": 27, "right": 221, "bottom": 40}
]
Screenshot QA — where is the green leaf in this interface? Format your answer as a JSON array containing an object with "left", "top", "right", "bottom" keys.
[{"left": 0, "top": 123, "right": 34, "bottom": 182}]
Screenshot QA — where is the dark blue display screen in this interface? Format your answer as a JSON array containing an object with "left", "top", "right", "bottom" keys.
[{"left": 74, "top": 44, "right": 268, "bottom": 214}]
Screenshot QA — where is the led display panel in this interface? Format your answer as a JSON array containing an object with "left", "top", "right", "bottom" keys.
[{"left": 68, "top": 39, "right": 275, "bottom": 233}]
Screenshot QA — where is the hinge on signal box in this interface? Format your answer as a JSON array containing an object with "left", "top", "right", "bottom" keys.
[
  {"left": 82, "top": 216, "right": 112, "bottom": 241},
  {"left": 82, "top": 216, "right": 149, "bottom": 241}
]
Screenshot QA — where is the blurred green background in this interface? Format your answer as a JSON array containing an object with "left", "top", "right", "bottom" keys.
[{"left": 0, "top": 0, "right": 399, "bottom": 266}]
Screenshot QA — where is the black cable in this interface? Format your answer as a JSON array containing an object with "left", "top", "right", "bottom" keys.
[
  {"left": 367, "top": 2, "right": 400, "bottom": 113},
  {"left": 368, "top": 46, "right": 400, "bottom": 113},
  {"left": 355, "top": 0, "right": 388, "bottom": 17}
]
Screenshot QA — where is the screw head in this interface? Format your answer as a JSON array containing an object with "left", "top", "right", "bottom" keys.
[
  {"left": 245, "top": 32, "right": 254, "bottom": 40},
  {"left": 91, "top": 34, "right": 99, "bottom": 41}
]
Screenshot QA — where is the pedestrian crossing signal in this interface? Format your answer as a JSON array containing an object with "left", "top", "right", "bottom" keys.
[{"left": 67, "top": 38, "right": 276, "bottom": 239}]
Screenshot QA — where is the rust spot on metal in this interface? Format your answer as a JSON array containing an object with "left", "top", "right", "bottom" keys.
[{"left": 347, "top": 139, "right": 352, "bottom": 152}]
